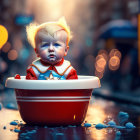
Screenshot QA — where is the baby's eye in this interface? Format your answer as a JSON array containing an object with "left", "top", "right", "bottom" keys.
[
  {"left": 54, "top": 43, "right": 61, "bottom": 47},
  {"left": 41, "top": 43, "right": 50, "bottom": 47}
]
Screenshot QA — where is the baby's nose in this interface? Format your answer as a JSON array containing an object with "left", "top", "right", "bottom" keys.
[{"left": 48, "top": 44, "right": 54, "bottom": 52}]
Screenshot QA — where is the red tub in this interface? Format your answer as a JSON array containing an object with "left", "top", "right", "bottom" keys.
[{"left": 5, "top": 76, "right": 100, "bottom": 126}]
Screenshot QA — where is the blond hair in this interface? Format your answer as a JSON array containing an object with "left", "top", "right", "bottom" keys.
[{"left": 26, "top": 17, "right": 72, "bottom": 48}]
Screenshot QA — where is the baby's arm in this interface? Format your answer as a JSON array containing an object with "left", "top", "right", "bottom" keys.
[
  {"left": 26, "top": 66, "right": 38, "bottom": 80},
  {"left": 66, "top": 68, "right": 78, "bottom": 80}
]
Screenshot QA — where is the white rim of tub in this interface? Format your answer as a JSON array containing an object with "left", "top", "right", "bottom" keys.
[{"left": 5, "top": 75, "right": 101, "bottom": 90}]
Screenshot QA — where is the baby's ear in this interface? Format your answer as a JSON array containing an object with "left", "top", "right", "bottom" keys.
[
  {"left": 64, "top": 46, "right": 69, "bottom": 56},
  {"left": 66, "top": 46, "right": 69, "bottom": 51},
  {"left": 34, "top": 48, "right": 40, "bottom": 57}
]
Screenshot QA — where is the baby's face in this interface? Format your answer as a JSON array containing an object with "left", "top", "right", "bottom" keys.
[{"left": 35, "top": 31, "right": 68, "bottom": 64}]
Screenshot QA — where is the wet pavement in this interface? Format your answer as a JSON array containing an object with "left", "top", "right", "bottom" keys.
[{"left": 0, "top": 96, "right": 140, "bottom": 140}]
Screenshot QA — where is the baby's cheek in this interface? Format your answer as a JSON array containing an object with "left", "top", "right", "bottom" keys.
[
  {"left": 58, "top": 51, "right": 65, "bottom": 58},
  {"left": 41, "top": 50, "right": 48, "bottom": 56}
]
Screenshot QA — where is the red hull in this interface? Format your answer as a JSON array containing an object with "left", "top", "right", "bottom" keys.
[{"left": 15, "top": 89, "right": 93, "bottom": 126}]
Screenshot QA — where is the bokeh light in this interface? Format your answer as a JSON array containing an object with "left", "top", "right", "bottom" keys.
[
  {"left": 0, "top": 60, "right": 8, "bottom": 73},
  {"left": 108, "top": 49, "right": 121, "bottom": 71},
  {"left": 109, "top": 49, "right": 121, "bottom": 59},
  {"left": 2, "top": 42, "right": 11, "bottom": 53},
  {"left": 95, "top": 50, "right": 108, "bottom": 79},
  {"left": 95, "top": 56, "right": 106, "bottom": 72},
  {"left": 0, "top": 25, "right": 8, "bottom": 49},
  {"left": 98, "top": 49, "right": 108, "bottom": 60},
  {"left": 8, "top": 50, "right": 18, "bottom": 61},
  {"left": 109, "top": 56, "right": 120, "bottom": 71}
]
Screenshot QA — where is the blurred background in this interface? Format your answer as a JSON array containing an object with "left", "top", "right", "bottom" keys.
[{"left": 0, "top": 0, "right": 140, "bottom": 105}]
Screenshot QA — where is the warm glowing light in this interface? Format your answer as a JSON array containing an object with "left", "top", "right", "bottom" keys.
[
  {"left": 108, "top": 49, "right": 121, "bottom": 71},
  {"left": 98, "top": 49, "right": 108, "bottom": 60},
  {"left": 109, "top": 56, "right": 120, "bottom": 71},
  {"left": 0, "top": 109, "right": 22, "bottom": 140},
  {"left": 96, "top": 58, "right": 106, "bottom": 67},
  {"left": 74, "top": 115, "right": 76, "bottom": 120},
  {"left": 95, "top": 57, "right": 106, "bottom": 72},
  {"left": 109, "top": 56, "right": 120, "bottom": 66},
  {"left": 0, "top": 25, "right": 8, "bottom": 49},
  {"left": 95, "top": 51, "right": 108, "bottom": 79},
  {"left": 95, "top": 54, "right": 107, "bottom": 74},
  {"left": 85, "top": 98, "right": 108, "bottom": 140},
  {"left": 86, "top": 103, "right": 106, "bottom": 124},
  {"left": 2, "top": 42, "right": 11, "bottom": 53},
  {"left": 109, "top": 49, "right": 121, "bottom": 59},
  {"left": 8, "top": 50, "right": 18, "bottom": 60},
  {"left": 85, "top": 98, "right": 117, "bottom": 140},
  {"left": 114, "top": 50, "right": 121, "bottom": 59},
  {"left": 96, "top": 54, "right": 103, "bottom": 61}
]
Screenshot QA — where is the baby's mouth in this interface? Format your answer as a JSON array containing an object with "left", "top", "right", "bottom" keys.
[{"left": 49, "top": 54, "right": 55, "bottom": 58}]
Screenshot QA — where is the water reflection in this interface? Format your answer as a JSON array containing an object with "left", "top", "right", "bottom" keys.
[
  {"left": 18, "top": 125, "right": 88, "bottom": 140},
  {"left": 0, "top": 109, "right": 21, "bottom": 140},
  {"left": 0, "top": 98, "right": 139, "bottom": 140},
  {"left": 85, "top": 98, "right": 112, "bottom": 140},
  {"left": 85, "top": 97, "right": 117, "bottom": 124}
]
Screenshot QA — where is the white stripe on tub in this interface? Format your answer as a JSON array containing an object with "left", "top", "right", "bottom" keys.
[
  {"left": 16, "top": 96, "right": 91, "bottom": 99},
  {"left": 16, "top": 99, "right": 90, "bottom": 102}
]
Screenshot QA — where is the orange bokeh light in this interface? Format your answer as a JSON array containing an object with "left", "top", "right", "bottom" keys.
[
  {"left": 109, "top": 56, "right": 120, "bottom": 71},
  {"left": 95, "top": 50, "right": 108, "bottom": 79},
  {"left": 96, "top": 57, "right": 106, "bottom": 68},
  {"left": 2, "top": 42, "right": 11, "bottom": 53},
  {"left": 98, "top": 49, "right": 108, "bottom": 60},
  {"left": 95, "top": 54, "right": 107, "bottom": 73},
  {"left": 8, "top": 49, "right": 18, "bottom": 60},
  {"left": 95, "top": 58, "right": 106, "bottom": 72},
  {"left": 109, "top": 49, "right": 121, "bottom": 59},
  {"left": 108, "top": 49, "right": 121, "bottom": 71}
]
